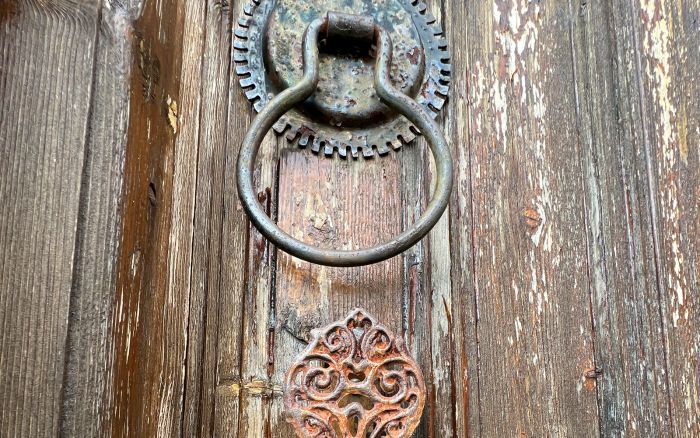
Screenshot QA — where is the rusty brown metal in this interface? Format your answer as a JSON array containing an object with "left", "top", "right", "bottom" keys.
[
  {"left": 234, "top": 0, "right": 451, "bottom": 158},
  {"left": 284, "top": 309, "right": 426, "bottom": 437}
]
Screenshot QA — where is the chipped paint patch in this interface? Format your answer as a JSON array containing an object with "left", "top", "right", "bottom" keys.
[
  {"left": 165, "top": 95, "right": 178, "bottom": 134},
  {"left": 641, "top": 0, "right": 686, "bottom": 325}
]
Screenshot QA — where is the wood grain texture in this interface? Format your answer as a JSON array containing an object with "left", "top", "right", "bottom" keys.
[
  {"left": 2, "top": 0, "right": 699, "bottom": 435},
  {"left": 415, "top": 0, "right": 457, "bottom": 435},
  {"left": 571, "top": 0, "right": 673, "bottom": 435},
  {"left": 59, "top": 1, "right": 137, "bottom": 435},
  {"left": 181, "top": 1, "right": 235, "bottom": 436},
  {"left": 109, "top": 0, "right": 189, "bottom": 435},
  {"left": 0, "top": 2, "right": 99, "bottom": 436},
  {"left": 269, "top": 151, "right": 407, "bottom": 436},
  {"left": 442, "top": 0, "right": 481, "bottom": 435},
  {"left": 460, "top": 1, "right": 600, "bottom": 435},
  {"left": 632, "top": 0, "right": 700, "bottom": 433},
  {"left": 211, "top": 0, "right": 258, "bottom": 434}
]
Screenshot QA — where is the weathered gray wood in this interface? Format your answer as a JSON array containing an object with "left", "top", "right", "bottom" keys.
[
  {"left": 458, "top": 1, "right": 600, "bottom": 435},
  {"left": 442, "top": 0, "right": 481, "bottom": 435},
  {"left": 0, "top": 2, "right": 99, "bottom": 436},
  {"left": 571, "top": 0, "right": 673, "bottom": 435},
  {"left": 3, "top": 0, "right": 699, "bottom": 435},
  {"left": 181, "top": 1, "right": 235, "bottom": 436},
  {"left": 211, "top": 0, "right": 257, "bottom": 434},
  {"left": 401, "top": 0, "right": 459, "bottom": 435},
  {"left": 59, "top": 2, "right": 136, "bottom": 435},
  {"left": 164, "top": 0, "right": 207, "bottom": 434},
  {"left": 630, "top": 0, "right": 700, "bottom": 433}
]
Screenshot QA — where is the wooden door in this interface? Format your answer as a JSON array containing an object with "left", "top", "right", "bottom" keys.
[{"left": 1, "top": 0, "right": 699, "bottom": 436}]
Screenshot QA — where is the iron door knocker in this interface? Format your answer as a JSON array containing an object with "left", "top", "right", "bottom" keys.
[
  {"left": 234, "top": 2, "right": 451, "bottom": 436},
  {"left": 235, "top": 5, "right": 452, "bottom": 268}
]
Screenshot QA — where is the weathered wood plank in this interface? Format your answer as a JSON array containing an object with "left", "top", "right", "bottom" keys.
[
  {"left": 0, "top": 2, "right": 99, "bottom": 436},
  {"left": 268, "top": 150, "right": 408, "bottom": 436},
  {"left": 109, "top": 0, "right": 192, "bottom": 435},
  {"left": 442, "top": 0, "right": 481, "bottom": 435},
  {"left": 181, "top": 1, "right": 235, "bottom": 436},
  {"left": 460, "top": 1, "right": 599, "bottom": 435},
  {"left": 59, "top": 2, "right": 137, "bottom": 435},
  {"left": 411, "top": 0, "right": 458, "bottom": 435},
  {"left": 210, "top": 0, "right": 260, "bottom": 434},
  {"left": 632, "top": 0, "right": 700, "bottom": 433},
  {"left": 570, "top": 0, "right": 673, "bottom": 435},
  {"left": 164, "top": 0, "right": 207, "bottom": 434},
  {"left": 235, "top": 130, "right": 279, "bottom": 438}
]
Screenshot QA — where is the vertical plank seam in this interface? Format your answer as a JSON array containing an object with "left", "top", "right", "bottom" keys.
[
  {"left": 625, "top": 0, "right": 675, "bottom": 430},
  {"left": 263, "top": 148, "right": 282, "bottom": 437},
  {"left": 58, "top": 6, "right": 103, "bottom": 434},
  {"left": 235, "top": 215, "right": 253, "bottom": 436},
  {"left": 434, "top": 0, "right": 463, "bottom": 433}
]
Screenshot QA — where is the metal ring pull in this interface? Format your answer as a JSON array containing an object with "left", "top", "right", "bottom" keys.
[{"left": 236, "top": 12, "right": 453, "bottom": 267}]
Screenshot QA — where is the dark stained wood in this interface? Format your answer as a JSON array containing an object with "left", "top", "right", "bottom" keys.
[
  {"left": 109, "top": 0, "right": 190, "bottom": 435},
  {"left": 0, "top": 2, "right": 100, "bottom": 436}
]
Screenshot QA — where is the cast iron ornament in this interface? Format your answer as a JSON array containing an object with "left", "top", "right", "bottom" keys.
[
  {"left": 234, "top": 0, "right": 451, "bottom": 158},
  {"left": 284, "top": 309, "right": 426, "bottom": 438}
]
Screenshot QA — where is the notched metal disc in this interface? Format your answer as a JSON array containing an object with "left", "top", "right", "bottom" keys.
[{"left": 234, "top": 0, "right": 451, "bottom": 158}]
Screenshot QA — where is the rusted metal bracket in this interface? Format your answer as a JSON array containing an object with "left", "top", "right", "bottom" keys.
[
  {"left": 234, "top": 0, "right": 451, "bottom": 159},
  {"left": 284, "top": 309, "right": 426, "bottom": 437}
]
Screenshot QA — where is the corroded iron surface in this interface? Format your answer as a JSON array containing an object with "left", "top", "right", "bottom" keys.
[
  {"left": 234, "top": 0, "right": 451, "bottom": 158},
  {"left": 284, "top": 309, "right": 426, "bottom": 437}
]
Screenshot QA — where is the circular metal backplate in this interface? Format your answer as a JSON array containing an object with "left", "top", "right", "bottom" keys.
[{"left": 234, "top": 0, "right": 451, "bottom": 158}]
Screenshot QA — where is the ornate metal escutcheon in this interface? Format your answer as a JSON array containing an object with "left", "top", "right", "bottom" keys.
[
  {"left": 284, "top": 309, "right": 425, "bottom": 438},
  {"left": 234, "top": 0, "right": 451, "bottom": 158},
  {"left": 234, "top": 0, "right": 453, "bottom": 267}
]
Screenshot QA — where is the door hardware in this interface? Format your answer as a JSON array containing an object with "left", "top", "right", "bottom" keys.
[
  {"left": 284, "top": 309, "right": 426, "bottom": 438},
  {"left": 235, "top": 6, "right": 453, "bottom": 267}
]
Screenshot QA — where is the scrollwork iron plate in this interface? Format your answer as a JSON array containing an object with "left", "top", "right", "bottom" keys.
[{"left": 284, "top": 309, "right": 426, "bottom": 437}]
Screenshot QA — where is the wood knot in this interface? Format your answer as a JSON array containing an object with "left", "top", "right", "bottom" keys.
[{"left": 522, "top": 207, "right": 542, "bottom": 228}]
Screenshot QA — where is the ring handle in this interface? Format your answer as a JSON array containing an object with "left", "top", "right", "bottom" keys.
[{"left": 236, "top": 13, "right": 453, "bottom": 267}]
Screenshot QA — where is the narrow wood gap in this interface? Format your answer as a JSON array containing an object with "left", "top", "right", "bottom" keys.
[{"left": 235, "top": 217, "right": 253, "bottom": 437}]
